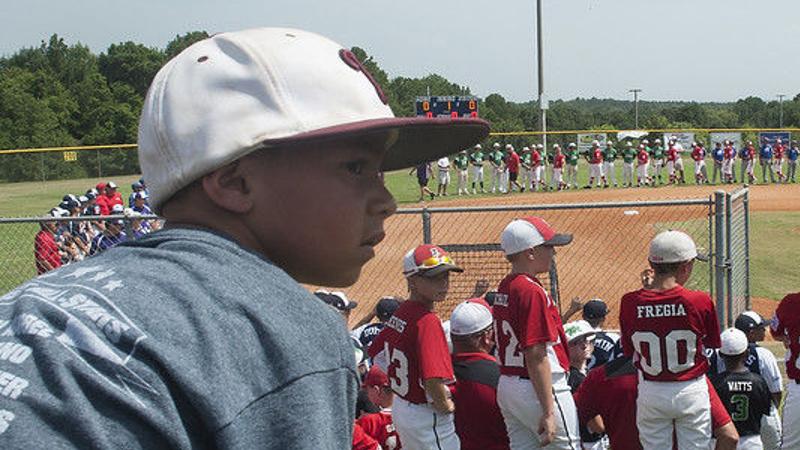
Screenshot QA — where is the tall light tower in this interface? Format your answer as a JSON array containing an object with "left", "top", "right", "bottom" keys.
[
  {"left": 536, "top": 0, "right": 548, "bottom": 151},
  {"left": 777, "top": 94, "right": 786, "bottom": 128},
  {"left": 629, "top": 88, "right": 642, "bottom": 129}
]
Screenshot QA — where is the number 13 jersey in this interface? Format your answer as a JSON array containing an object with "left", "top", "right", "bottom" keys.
[
  {"left": 368, "top": 300, "right": 454, "bottom": 404},
  {"left": 493, "top": 273, "right": 570, "bottom": 377},
  {"left": 619, "top": 285, "right": 721, "bottom": 382}
]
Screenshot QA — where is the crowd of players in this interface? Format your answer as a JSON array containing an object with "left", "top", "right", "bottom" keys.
[
  {"left": 33, "top": 179, "right": 161, "bottom": 275},
  {"left": 319, "top": 218, "right": 798, "bottom": 450},
  {"left": 417, "top": 137, "right": 799, "bottom": 199}
]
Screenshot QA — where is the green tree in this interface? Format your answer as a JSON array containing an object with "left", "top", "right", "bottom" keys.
[
  {"left": 99, "top": 42, "right": 165, "bottom": 97},
  {"left": 165, "top": 31, "right": 210, "bottom": 60}
]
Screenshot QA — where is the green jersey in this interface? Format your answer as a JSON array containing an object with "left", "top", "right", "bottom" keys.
[
  {"left": 651, "top": 145, "right": 664, "bottom": 159},
  {"left": 604, "top": 146, "right": 618, "bottom": 161},
  {"left": 470, "top": 151, "right": 484, "bottom": 166},
  {"left": 489, "top": 150, "right": 504, "bottom": 167},
  {"left": 454, "top": 154, "right": 469, "bottom": 170},
  {"left": 622, "top": 147, "right": 637, "bottom": 163},
  {"left": 566, "top": 149, "right": 579, "bottom": 166},
  {"left": 521, "top": 152, "right": 532, "bottom": 167}
]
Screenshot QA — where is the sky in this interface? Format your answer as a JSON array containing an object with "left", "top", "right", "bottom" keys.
[{"left": 2, "top": 0, "right": 798, "bottom": 103}]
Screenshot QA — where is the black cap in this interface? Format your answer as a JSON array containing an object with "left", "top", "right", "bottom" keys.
[
  {"left": 583, "top": 299, "right": 608, "bottom": 320},
  {"left": 734, "top": 311, "right": 768, "bottom": 333},
  {"left": 376, "top": 297, "right": 401, "bottom": 321},
  {"left": 314, "top": 290, "right": 357, "bottom": 312}
]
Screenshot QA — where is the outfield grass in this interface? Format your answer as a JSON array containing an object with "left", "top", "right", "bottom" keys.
[{"left": 748, "top": 211, "right": 800, "bottom": 300}]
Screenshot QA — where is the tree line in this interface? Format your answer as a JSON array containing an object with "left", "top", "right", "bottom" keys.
[{"left": 1, "top": 32, "right": 798, "bottom": 182}]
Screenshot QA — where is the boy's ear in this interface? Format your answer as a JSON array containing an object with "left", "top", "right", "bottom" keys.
[{"left": 201, "top": 162, "right": 253, "bottom": 214}]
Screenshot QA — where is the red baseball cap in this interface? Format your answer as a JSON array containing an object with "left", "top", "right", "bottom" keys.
[
  {"left": 402, "top": 244, "right": 463, "bottom": 278},
  {"left": 95, "top": 182, "right": 106, "bottom": 191},
  {"left": 500, "top": 216, "right": 572, "bottom": 255},
  {"left": 362, "top": 366, "right": 390, "bottom": 388}
]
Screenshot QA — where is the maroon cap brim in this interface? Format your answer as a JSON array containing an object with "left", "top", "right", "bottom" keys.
[{"left": 259, "top": 116, "right": 491, "bottom": 171}]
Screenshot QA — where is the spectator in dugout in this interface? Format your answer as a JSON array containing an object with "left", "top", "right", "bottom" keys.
[
  {"left": 129, "top": 181, "right": 145, "bottom": 207},
  {"left": 352, "top": 296, "right": 402, "bottom": 349},
  {"left": 89, "top": 217, "right": 127, "bottom": 255},
  {"left": 95, "top": 180, "right": 124, "bottom": 215},
  {"left": 34, "top": 208, "right": 65, "bottom": 274},
  {"left": 357, "top": 366, "right": 402, "bottom": 450},
  {"left": 581, "top": 298, "right": 622, "bottom": 370},
  {"left": 449, "top": 299, "right": 510, "bottom": 450}
]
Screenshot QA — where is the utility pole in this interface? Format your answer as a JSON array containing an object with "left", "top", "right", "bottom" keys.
[
  {"left": 777, "top": 94, "right": 786, "bottom": 128},
  {"left": 536, "top": 0, "right": 547, "bottom": 151},
  {"left": 629, "top": 89, "right": 642, "bottom": 129}
]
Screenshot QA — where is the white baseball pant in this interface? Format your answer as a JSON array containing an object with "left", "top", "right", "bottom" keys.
[
  {"left": 603, "top": 161, "right": 616, "bottom": 185},
  {"left": 623, "top": 162, "right": 634, "bottom": 185},
  {"left": 457, "top": 169, "right": 468, "bottom": 194},
  {"left": 566, "top": 165, "right": 577, "bottom": 187},
  {"left": 675, "top": 156, "right": 684, "bottom": 171},
  {"left": 637, "top": 163, "right": 649, "bottom": 181},
  {"left": 654, "top": 160, "right": 664, "bottom": 179},
  {"left": 552, "top": 168, "right": 563, "bottom": 189},
  {"left": 501, "top": 169, "right": 509, "bottom": 193},
  {"left": 782, "top": 381, "right": 800, "bottom": 449},
  {"left": 637, "top": 376, "right": 711, "bottom": 450},
  {"left": 491, "top": 167, "right": 503, "bottom": 192},
  {"left": 497, "top": 373, "right": 579, "bottom": 450},
  {"left": 471, "top": 165, "right": 484, "bottom": 183},
  {"left": 694, "top": 160, "right": 705, "bottom": 176},
  {"left": 393, "top": 396, "right": 460, "bottom": 450},
  {"left": 534, "top": 166, "right": 544, "bottom": 189},
  {"left": 772, "top": 160, "right": 783, "bottom": 177},
  {"left": 723, "top": 159, "right": 734, "bottom": 177},
  {"left": 589, "top": 163, "right": 603, "bottom": 180},
  {"left": 667, "top": 161, "right": 676, "bottom": 178},
  {"left": 437, "top": 170, "right": 450, "bottom": 186}
]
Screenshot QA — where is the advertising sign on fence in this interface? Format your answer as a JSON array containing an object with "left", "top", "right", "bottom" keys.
[
  {"left": 758, "top": 131, "right": 791, "bottom": 146},
  {"left": 709, "top": 132, "right": 742, "bottom": 149},
  {"left": 577, "top": 133, "right": 607, "bottom": 154},
  {"left": 662, "top": 132, "right": 695, "bottom": 150}
]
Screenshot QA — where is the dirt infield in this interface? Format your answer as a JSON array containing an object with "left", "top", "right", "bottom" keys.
[{"left": 346, "top": 183, "right": 799, "bottom": 329}]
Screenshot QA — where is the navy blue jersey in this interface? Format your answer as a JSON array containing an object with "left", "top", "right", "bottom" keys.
[
  {"left": 357, "top": 323, "right": 385, "bottom": 349},
  {"left": 587, "top": 331, "right": 621, "bottom": 370}
]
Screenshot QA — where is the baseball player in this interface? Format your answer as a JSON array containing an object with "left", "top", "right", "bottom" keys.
[
  {"left": 770, "top": 292, "right": 800, "bottom": 450},
  {"left": 411, "top": 161, "right": 436, "bottom": 201},
  {"left": 692, "top": 142, "right": 708, "bottom": 184},
  {"left": 470, "top": 144, "right": 486, "bottom": 194},
  {"left": 712, "top": 142, "right": 725, "bottom": 184},
  {"left": 352, "top": 296, "right": 402, "bottom": 350},
  {"left": 666, "top": 142, "right": 679, "bottom": 184},
  {"left": 772, "top": 139, "right": 786, "bottom": 183},
  {"left": 565, "top": 143, "right": 579, "bottom": 189},
  {"left": 357, "top": 366, "right": 402, "bottom": 450},
  {"left": 450, "top": 300, "right": 511, "bottom": 450},
  {"left": 582, "top": 299, "right": 622, "bottom": 370},
  {"left": 490, "top": 143, "right": 505, "bottom": 193},
  {"left": 454, "top": 150, "right": 470, "bottom": 195},
  {"left": 787, "top": 142, "right": 798, "bottom": 182},
  {"left": 673, "top": 137, "right": 687, "bottom": 184},
  {"left": 650, "top": 139, "right": 665, "bottom": 185},
  {"left": 575, "top": 355, "right": 741, "bottom": 450},
  {"left": 713, "top": 328, "right": 781, "bottom": 450},
  {"left": 506, "top": 145, "right": 524, "bottom": 193},
  {"left": 621, "top": 142, "right": 636, "bottom": 187},
  {"left": 636, "top": 144, "right": 651, "bottom": 187},
  {"left": 520, "top": 147, "right": 534, "bottom": 191},
  {"left": 619, "top": 230, "right": 721, "bottom": 449},
  {"left": 603, "top": 141, "right": 618, "bottom": 188},
  {"left": 741, "top": 142, "right": 757, "bottom": 184},
  {"left": 0, "top": 28, "right": 491, "bottom": 448},
  {"left": 543, "top": 144, "right": 554, "bottom": 190},
  {"left": 723, "top": 141, "right": 736, "bottom": 184},
  {"left": 501, "top": 144, "right": 513, "bottom": 193},
  {"left": 531, "top": 144, "right": 545, "bottom": 191},
  {"left": 552, "top": 145, "right": 566, "bottom": 191},
  {"left": 759, "top": 139, "right": 774, "bottom": 183},
  {"left": 368, "top": 244, "right": 463, "bottom": 450},
  {"left": 353, "top": 422, "right": 382, "bottom": 450},
  {"left": 437, "top": 156, "right": 451, "bottom": 196},
  {"left": 585, "top": 141, "right": 605, "bottom": 188},
  {"left": 493, "top": 217, "right": 578, "bottom": 449},
  {"left": 563, "top": 320, "right": 606, "bottom": 450}
]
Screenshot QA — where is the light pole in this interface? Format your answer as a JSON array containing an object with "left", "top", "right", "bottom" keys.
[
  {"left": 629, "top": 88, "right": 642, "bottom": 129},
  {"left": 536, "top": 0, "right": 547, "bottom": 151},
  {"left": 777, "top": 94, "right": 786, "bottom": 128}
]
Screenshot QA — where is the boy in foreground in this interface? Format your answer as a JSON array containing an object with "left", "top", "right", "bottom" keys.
[
  {"left": 619, "top": 230, "right": 721, "bottom": 449},
  {"left": 0, "top": 28, "right": 488, "bottom": 448},
  {"left": 369, "top": 244, "right": 464, "bottom": 450},
  {"left": 493, "top": 217, "right": 578, "bottom": 449}
]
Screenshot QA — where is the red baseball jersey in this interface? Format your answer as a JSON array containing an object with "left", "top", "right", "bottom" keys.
[
  {"left": 746, "top": 145, "right": 755, "bottom": 160},
  {"left": 691, "top": 146, "right": 705, "bottom": 161},
  {"left": 591, "top": 148, "right": 603, "bottom": 164},
  {"left": 637, "top": 149, "right": 649, "bottom": 164},
  {"left": 619, "top": 286, "right": 721, "bottom": 382},
  {"left": 575, "top": 357, "right": 731, "bottom": 450},
  {"left": 531, "top": 150, "right": 542, "bottom": 166},
  {"left": 452, "top": 352, "right": 510, "bottom": 450},
  {"left": 368, "top": 301, "right": 454, "bottom": 404},
  {"left": 774, "top": 145, "right": 785, "bottom": 159},
  {"left": 34, "top": 230, "right": 61, "bottom": 275},
  {"left": 553, "top": 154, "right": 565, "bottom": 169},
  {"left": 506, "top": 151, "right": 520, "bottom": 173},
  {"left": 771, "top": 293, "right": 800, "bottom": 380},
  {"left": 667, "top": 147, "right": 678, "bottom": 162},
  {"left": 352, "top": 422, "right": 381, "bottom": 450},
  {"left": 724, "top": 146, "right": 734, "bottom": 160},
  {"left": 493, "top": 273, "right": 570, "bottom": 377},
  {"left": 357, "top": 411, "right": 401, "bottom": 450}
]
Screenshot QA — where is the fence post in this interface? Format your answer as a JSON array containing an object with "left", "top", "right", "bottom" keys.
[
  {"left": 725, "top": 192, "right": 734, "bottom": 327},
  {"left": 422, "top": 208, "right": 432, "bottom": 244},
  {"left": 714, "top": 190, "right": 727, "bottom": 327},
  {"left": 743, "top": 189, "right": 751, "bottom": 310}
]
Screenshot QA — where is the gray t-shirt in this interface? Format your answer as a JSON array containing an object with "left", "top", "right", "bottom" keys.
[{"left": 0, "top": 228, "right": 357, "bottom": 449}]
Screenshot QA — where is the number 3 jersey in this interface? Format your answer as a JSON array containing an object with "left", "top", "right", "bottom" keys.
[
  {"left": 368, "top": 301, "right": 454, "bottom": 404},
  {"left": 619, "top": 285, "right": 721, "bottom": 382},
  {"left": 712, "top": 371, "right": 772, "bottom": 437},
  {"left": 493, "top": 273, "right": 570, "bottom": 377}
]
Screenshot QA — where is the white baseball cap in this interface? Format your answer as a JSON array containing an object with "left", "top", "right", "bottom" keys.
[
  {"left": 450, "top": 301, "right": 493, "bottom": 336},
  {"left": 474, "top": 144, "right": 482, "bottom": 149},
  {"left": 501, "top": 216, "right": 573, "bottom": 256},
  {"left": 138, "top": 28, "right": 489, "bottom": 212},
  {"left": 564, "top": 320, "right": 596, "bottom": 343},
  {"left": 648, "top": 230, "right": 707, "bottom": 263},
  {"left": 719, "top": 328, "right": 748, "bottom": 356}
]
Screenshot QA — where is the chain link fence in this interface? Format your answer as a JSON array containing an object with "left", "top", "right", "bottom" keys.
[{"left": 0, "top": 192, "right": 749, "bottom": 329}]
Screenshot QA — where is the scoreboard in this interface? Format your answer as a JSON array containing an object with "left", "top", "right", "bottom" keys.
[{"left": 415, "top": 96, "right": 479, "bottom": 118}]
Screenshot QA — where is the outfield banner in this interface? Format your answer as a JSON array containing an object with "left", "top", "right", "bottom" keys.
[
  {"left": 663, "top": 132, "right": 695, "bottom": 150},
  {"left": 577, "top": 133, "right": 607, "bottom": 154},
  {"left": 758, "top": 131, "right": 791, "bottom": 146},
  {"left": 709, "top": 132, "right": 742, "bottom": 149},
  {"left": 617, "top": 130, "right": 648, "bottom": 141}
]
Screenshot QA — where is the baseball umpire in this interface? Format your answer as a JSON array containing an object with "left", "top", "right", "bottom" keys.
[{"left": 0, "top": 28, "right": 488, "bottom": 448}]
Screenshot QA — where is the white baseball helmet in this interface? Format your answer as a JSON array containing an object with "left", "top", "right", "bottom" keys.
[
  {"left": 592, "top": 140, "right": 599, "bottom": 146},
  {"left": 474, "top": 143, "right": 482, "bottom": 149},
  {"left": 536, "top": 144, "right": 544, "bottom": 149},
  {"left": 493, "top": 142, "right": 500, "bottom": 148},
  {"left": 568, "top": 143, "right": 576, "bottom": 148},
  {"left": 606, "top": 141, "right": 613, "bottom": 146},
  {"left": 626, "top": 141, "right": 633, "bottom": 147}
]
